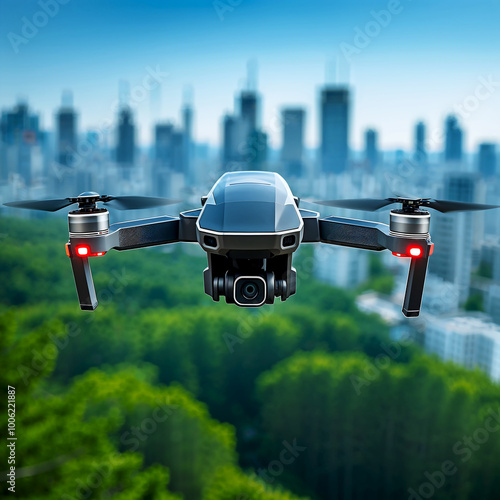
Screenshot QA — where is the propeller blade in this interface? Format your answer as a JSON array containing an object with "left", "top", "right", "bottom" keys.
[
  {"left": 103, "top": 196, "right": 182, "bottom": 210},
  {"left": 3, "top": 198, "right": 74, "bottom": 212},
  {"left": 313, "top": 198, "right": 394, "bottom": 212},
  {"left": 427, "top": 199, "right": 500, "bottom": 213}
]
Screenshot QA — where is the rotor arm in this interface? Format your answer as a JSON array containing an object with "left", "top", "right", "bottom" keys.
[
  {"left": 67, "top": 215, "right": 192, "bottom": 310},
  {"left": 318, "top": 216, "right": 386, "bottom": 250},
  {"left": 68, "top": 215, "right": 188, "bottom": 256},
  {"left": 317, "top": 216, "right": 433, "bottom": 318}
]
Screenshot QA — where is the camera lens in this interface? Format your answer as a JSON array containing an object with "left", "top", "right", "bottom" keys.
[
  {"left": 234, "top": 276, "right": 267, "bottom": 306},
  {"left": 242, "top": 281, "right": 258, "bottom": 300}
]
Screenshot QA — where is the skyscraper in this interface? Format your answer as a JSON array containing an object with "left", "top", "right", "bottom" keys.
[
  {"left": 0, "top": 102, "right": 40, "bottom": 185},
  {"left": 116, "top": 107, "right": 135, "bottom": 166},
  {"left": 222, "top": 114, "right": 242, "bottom": 169},
  {"left": 478, "top": 143, "right": 497, "bottom": 178},
  {"left": 154, "top": 123, "right": 184, "bottom": 173},
  {"left": 364, "top": 128, "right": 378, "bottom": 169},
  {"left": 155, "top": 123, "right": 174, "bottom": 167},
  {"left": 182, "top": 104, "right": 193, "bottom": 182},
  {"left": 429, "top": 173, "right": 476, "bottom": 301},
  {"left": 444, "top": 115, "right": 463, "bottom": 162},
  {"left": 240, "top": 91, "right": 258, "bottom": 135},
  {"left": 246, "top": 130, "right": 268, "bottom": 171},
  {"left": 320, "top": 86, "right": 349, "bottom": 174},
  {"left": 281, "top": 108, "right": 305, "bottom": 177},
  {"left": 56, "top": 92, "right": 77, "bottom": 167},
  {"left": 414, "top": 121, "right": 427, "bottom": 164}
]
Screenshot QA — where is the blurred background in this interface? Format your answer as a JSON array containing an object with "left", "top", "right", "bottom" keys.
[{"left": 1, "top": 0, "right": 500, "bottom": 498}]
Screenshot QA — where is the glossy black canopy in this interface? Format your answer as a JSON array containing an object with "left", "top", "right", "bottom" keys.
[{"left": 198, "top": 171, "right": 301, "bottom": 232}]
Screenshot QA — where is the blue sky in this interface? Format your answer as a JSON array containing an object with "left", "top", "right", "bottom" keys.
[{"left": 1, "top": 0, "right": 499, "bottom": 151}]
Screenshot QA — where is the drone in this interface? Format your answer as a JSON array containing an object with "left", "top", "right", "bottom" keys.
[{"left": 4, "top": 171, "right": 499, "bottom": 317}]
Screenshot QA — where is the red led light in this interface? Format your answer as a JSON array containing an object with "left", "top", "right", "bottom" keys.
[
  {"left": 76, "top": 245, "right": 89, "bottom": 256},
  {"left": 74, "top": 244, "right": 106, "bottom": 257},
  {"left": 408, "top": 246, "right": 423, "bottom": 258}
]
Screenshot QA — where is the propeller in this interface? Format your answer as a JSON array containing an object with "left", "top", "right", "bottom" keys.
[
  {"left": 312, "top": 196, "right": 500, "bottom": 214},
  {"left": 3, "top": 192, "right": 182, "bottom": 212}
]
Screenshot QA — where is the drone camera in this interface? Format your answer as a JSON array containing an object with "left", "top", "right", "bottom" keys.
[{"left": 234, "top": 276, "right": 266, "bottom": 306}]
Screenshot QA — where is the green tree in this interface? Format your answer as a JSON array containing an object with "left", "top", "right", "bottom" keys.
[
  {"left": 203, "top": 465, "right": 310, "bottom": 500},
  {"left": 0, "top": 310, "right": 180, "bottom": 499}
]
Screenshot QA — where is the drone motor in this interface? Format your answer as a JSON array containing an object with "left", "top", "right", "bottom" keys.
[
  {"left": 389, "top": 210, "right": 430, "bottom": 236},
  {"left": 68, "top": 209, "right": 110, "bottom": 236}
]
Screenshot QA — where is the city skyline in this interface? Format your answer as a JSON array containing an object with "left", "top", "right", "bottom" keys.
[{"left": 1, "top": 0, "right": 500, "bottom": 149}]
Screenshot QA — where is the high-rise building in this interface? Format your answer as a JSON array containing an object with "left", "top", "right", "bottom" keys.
[
  {"left": 429, "top": 173, "right": 476, "bottom": 301},
  {"left": 155, "top": 123, "right": 174, "bottom": 166},
  {"left": 314, "top": 245, "right": 368, "bottom": 288},
  {"left": 487, "top": 285, "right": 500, "bottom": 324},
  {"left": 240, "top": 91, "right": 258, "bottom": 135},
  {"left": 364, "top": 128, "right": 378, "bottom": 169},
  {"left": 222, "top": 114, "right": 242, "bottom": 168},
  {"left": 116, "top": 107, "right": 135, "bottom": 166},
  {"left": 1, "top": 102, "right": 39, "bottom": 145},
  {"left": 281, "top": 108, "right": 305, "bottom": 177},
  {"left": 414, "top": 121, "right": 427, "bottom": 164},
  {"left": 444, "top": 115, "right": 463, "bottom": 162},
  {"left": 478, "top": 143, "right": 497, "bottom": 178},
  {"left": 154, "top": 123, "right": 184, "bottom": 173},
  {"left": 56, "top": 94, "right": 77, "bottom": 168},
  {"left": 221, "top": 79, "right": 267, "bottom": 172},
  {"left": 182, "top": 104, "right": 194, "bottom": 182},
  {"left": 246, "top": 130, "right": 267, "bottom": 171},
  {"left": 171, "top": 130, "right": 184, "bottom": 173},
  {"left": 0, "top": 102, "right": 40, "bottom": 185},
  {"left": 320, "top": 86, "right": 349, "bottom": 174}
]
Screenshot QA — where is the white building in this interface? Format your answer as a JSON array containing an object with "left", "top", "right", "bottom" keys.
[
  {"left": 425, "top": 316, "right": 500, "bottom": 381},
  {"left": 356, "top": 292, "right": 416, "bottom": 341},
  {"left": 314, "top": 244, "right": 368, "bottom": 289},
  {"left": 486, "top": 285, "right": 500, "bottom": 324}
]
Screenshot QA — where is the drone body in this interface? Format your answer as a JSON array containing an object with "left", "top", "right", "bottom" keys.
[{"left": 5, "top": 171, "right": 499, "bottom": 317}]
